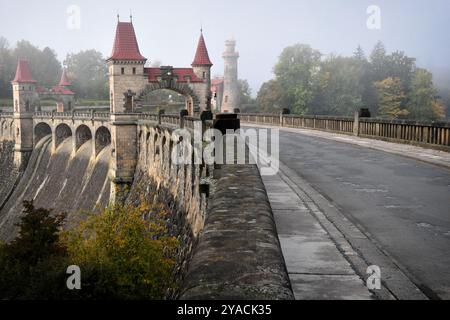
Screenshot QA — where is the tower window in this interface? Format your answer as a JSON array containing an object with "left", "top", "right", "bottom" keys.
[
  {"left": 225, "top": 96, "right": 229, "bottom": 103},
  {"left": 121, "top": 67, "right": 125, "bottom": 75},
  {"left": 202, "top": 72, "right": 206, "bottom": 79},
  {"left": 133, "top": 67, "right": 136, "bottom": 75}
]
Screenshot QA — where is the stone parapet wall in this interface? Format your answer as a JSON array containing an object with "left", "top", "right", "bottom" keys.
[{"left": 180, "top": 163, "right": 294, "bottom": 300}]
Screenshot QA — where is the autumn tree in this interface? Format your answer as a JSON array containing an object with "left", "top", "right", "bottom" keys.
[{"left": 374, "top": 77, "right": 409, "bottom": 119}]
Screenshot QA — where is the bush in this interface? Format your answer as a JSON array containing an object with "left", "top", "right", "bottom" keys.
[
  {"left": 64, "top": 204, "right": 179, "bottom": 300},
  {"left": 0, "top": 201, "right": 179, "bottom": 300}
]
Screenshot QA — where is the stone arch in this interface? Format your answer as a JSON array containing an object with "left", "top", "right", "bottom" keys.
[
  {"left": 95, "top": 126, "right": 111, "bottom": 156},
  {"left": 34, "top": 122, "right": 52, "bottom": 146},
  {"left": 138, "top": 83, "right": 201, "bottom": 116},
  {"left": 55, "top": 123, "right": 72, "bottom": 149},
  {"left": 75, "top": 124, "right": 93, "bottom": 151}
]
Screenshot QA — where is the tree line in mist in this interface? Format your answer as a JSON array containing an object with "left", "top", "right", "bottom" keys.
[
  {"left": 256, "top": 42, "right": 449, "bottom": 121},
  {"left": 0, "top": 37, "right": 108, "bottom": 102},
  {"left": 1, "top": 36, "right": 449, "bottom": 121}
]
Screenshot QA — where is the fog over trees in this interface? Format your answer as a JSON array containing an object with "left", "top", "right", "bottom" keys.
[
  {"left": 257, "top": 42, "right": 447, "bottom": 121},
  {"left": 0, "top": 36, "right": 448, "bottom": 120}
]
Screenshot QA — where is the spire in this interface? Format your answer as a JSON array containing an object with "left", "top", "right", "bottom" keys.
[
  {"left": 12, "top": 59, "right": 36, "bottom": 83},
  {"left": 192, "top": 31, "right": 213, "bottom": 67},
  {"left": 58, "top": 69, "right": 71, "bottom": 87},
  {"left": 107, "top": 19, "right": 146, "bottom": 62}
]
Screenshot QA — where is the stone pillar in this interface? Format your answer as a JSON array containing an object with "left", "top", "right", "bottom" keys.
[
  {"left": 109, "top": 113, "right": 139, "bottom": 204},
  {"left": 13, "top": 114, "right": 33, "bottom": 171}
]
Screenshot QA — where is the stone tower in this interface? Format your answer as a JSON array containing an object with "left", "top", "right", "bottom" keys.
[
  {"left": 11, "top": 59, "right": 38, "bottom": 170},
  {"left": 107, "top": 19, "right": 147, "bottom": 113},
  {"left": 107, "top": 18, "right": 147, "bottom": 203},
  {"left": 191, "top": 31, "right": 213, "bottom": 111},
  {"left": 221, "top": 39, "right": 240, "bottom": 113}
]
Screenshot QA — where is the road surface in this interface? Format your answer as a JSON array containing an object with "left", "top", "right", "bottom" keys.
[{"left": 247, "top": 126, "right": 450, "bottom": 299}]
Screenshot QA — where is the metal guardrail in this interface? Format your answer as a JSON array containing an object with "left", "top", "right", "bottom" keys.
[{"left": 239, "top": 113, "right": 450, "bottom": 149}]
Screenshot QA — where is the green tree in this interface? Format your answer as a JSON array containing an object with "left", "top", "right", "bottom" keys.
[
  {"left": 374, "top": 77, "right": 409, "bottom": 119},
  {"left": 64, "top": 50, "right": 108, "bottom": 100},
  {"left": 311, "top": 55, "right": 364, "bottom": 116},
  {"left": 408, "top": 68, "right": 445, "bottom": 120},
  {"left": 256, "top": 79, "right": 283, "bottom": 113},
  {"left": 0, "top": 37, "right": 14, "bottom": 99},
  {"left": 0, "top": 201, "right": 68, "bottom": 299},
  {"left": 273, "top": 44, "right": 322, "bottom": 114},
  {"left": 238, "top": 79, "right": 255, "bottom": 106}
]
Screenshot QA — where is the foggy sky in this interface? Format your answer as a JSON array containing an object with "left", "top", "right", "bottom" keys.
[{"left": 1, "top": 0, "right": 449, "bottom": 94}]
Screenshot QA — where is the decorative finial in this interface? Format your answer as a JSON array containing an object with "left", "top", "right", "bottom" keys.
[
  {"left": 130, "top": 10, "right": 133, "bottom": 23},
  {"left": 117, "top": 14, "right": 120, "bottom": 22}
]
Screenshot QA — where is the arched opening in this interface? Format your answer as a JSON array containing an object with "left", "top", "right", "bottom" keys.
[
  {"left": 75, "top": 125, "right": 93, "bottom": 151},
  {"left": 95, "top": 126, "right": 111, "bottom": 156},
  {"left": 138, "top": 85, "right": 200, "bottom": 116},
  {"left": 55, "top": 123, "right": 72, "bottom": 149},
  {"left": 34, "top": 122, "right": 52, "bottom": 146}
]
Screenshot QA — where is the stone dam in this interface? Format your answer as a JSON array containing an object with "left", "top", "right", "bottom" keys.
[{"left": 0, "top": 112, "right": 293, "bottom": 300}]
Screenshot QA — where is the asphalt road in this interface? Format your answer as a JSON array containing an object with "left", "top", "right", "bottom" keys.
[{"left": 268, "top": 129, "right": 450, "bottom": 299}]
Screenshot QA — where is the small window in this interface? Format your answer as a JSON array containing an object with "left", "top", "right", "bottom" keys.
[
  {"left": 202, "top": 72, "right": 206, "bottom": 79},
  {"left": 121, "top": 67, "right": 125, "bottom": 75},
  {"left": 225, "top": 96, "right": 229, "bottom": 103},
  {"left": 133, "top": 67, "right": 136, "bottom": 75}
]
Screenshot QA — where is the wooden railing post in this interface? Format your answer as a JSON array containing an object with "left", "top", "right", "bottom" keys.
[{"left": 353, "top": 111, "right": 360, "bottom": 137}]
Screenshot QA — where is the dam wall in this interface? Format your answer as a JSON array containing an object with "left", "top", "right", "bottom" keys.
[
  {"left": 0, "top": 113, "right": 293, "bottom": 300},
  {"left": 0, "top": 136, "right": 111, "bottom": 241}
]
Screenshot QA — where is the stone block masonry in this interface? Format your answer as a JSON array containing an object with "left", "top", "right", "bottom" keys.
[{"left": 180, "top": 163, "right": 294, "bottom": 300}]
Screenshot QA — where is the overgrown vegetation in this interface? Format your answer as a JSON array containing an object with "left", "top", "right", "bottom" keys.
[
  {"left": 0, "top": 201, "right": 179, "bottom": 300},
  {"left": 257, "top": 42, "right": 447, "bottom": 120}
]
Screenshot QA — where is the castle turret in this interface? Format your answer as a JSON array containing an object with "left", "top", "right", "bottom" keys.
[
  {"left": 11, "top": 59, "right": 38, "bottom": 169},
  {"left": 192, "top": 31, "right": 213, "bottom": 111},
  {"left": 58, "top": 68, "right": 71, "bottom": 87},
  {"left": 107, "top": 17, "right": 147, "bottom": 203},
  {"left": 107, "top": 18, "right": 147, "bottom": 113},
  {"left": 221, "top": 39, "right": 240, "bottom": 113},
  {"left": 53, "top": 68, "right": 75, "bottom": 112}
]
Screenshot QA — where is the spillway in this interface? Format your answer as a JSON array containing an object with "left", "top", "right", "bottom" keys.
[{"left": 0, "top": 136, "right": 111, "bottom": 241}]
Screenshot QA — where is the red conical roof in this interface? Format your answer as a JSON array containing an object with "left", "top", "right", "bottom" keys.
[
  {"left": 12, "top": 59, "right": 36, "bottom": 83},
  {"left": 108, "top": 21, "right": 146, "bottom": 61},
  {"left": 192, "top": 32, "right": 213, "bottom": 66},
  {"left": 58, "top": 69, "right": 71, "bottom": 87}
]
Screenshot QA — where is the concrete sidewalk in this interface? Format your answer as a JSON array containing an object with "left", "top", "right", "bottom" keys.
[{"left": 263, "top": 172, "right": 374, "bottom": 300}]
